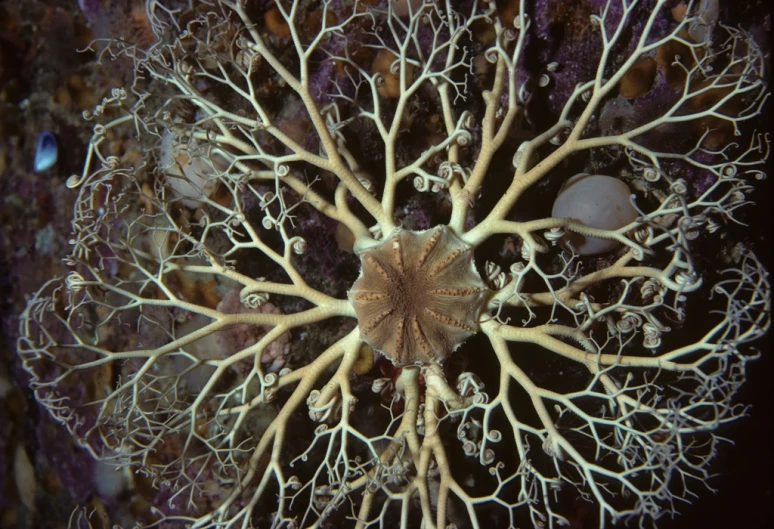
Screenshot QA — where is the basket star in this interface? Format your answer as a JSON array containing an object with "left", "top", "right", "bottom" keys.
[{"left": 348, "top": 226, "right": 490, "bottom": 365}]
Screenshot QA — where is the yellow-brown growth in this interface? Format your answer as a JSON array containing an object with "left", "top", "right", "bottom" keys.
[{"left": 619, "top": 57, "right": 657, "bottom": 98}]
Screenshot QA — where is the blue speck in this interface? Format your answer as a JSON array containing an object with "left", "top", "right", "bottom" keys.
[
  {"left": 34, "top": 130, "right": 58, "bottom": 173},
  {"left": 77, "top": 0, "right": 103, "bottom": 22}
]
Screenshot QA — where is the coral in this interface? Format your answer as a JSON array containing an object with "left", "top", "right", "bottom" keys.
[{"left": 14, "top": 1, "right": 770, "bottom": 529}]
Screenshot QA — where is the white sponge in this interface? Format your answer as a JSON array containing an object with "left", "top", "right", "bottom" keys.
[{"left": 551, "top": 173, "right": 638, "bottom": 255}]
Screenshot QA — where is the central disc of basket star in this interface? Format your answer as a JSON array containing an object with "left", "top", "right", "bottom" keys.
[{"left": 348, "top": 226, "right": 489, "bottom": 365}]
